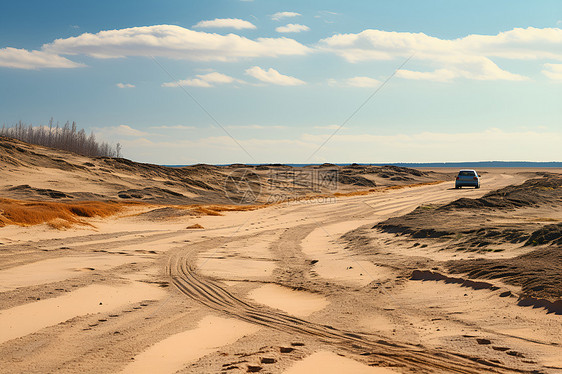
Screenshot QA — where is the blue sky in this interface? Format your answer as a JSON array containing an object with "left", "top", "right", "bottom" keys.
[{"left": 1, "top": 0, "right": 561, "bottom": 164}]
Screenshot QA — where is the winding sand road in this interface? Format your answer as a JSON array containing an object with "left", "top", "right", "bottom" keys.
[{"left": 165, "top": 172, "right": 547, "bottom": 373}]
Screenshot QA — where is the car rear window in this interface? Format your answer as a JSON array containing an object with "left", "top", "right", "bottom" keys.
[{"left": 459, "top": 171, "right": 476, "bottom": 176}]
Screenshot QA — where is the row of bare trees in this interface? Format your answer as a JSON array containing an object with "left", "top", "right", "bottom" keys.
[{"left": 0, "top": 120, "right": 121, "bottom": 158}]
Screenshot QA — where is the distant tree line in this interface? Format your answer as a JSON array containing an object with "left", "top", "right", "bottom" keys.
[{"left": 0, "top": 120, "right": 122, "bottom": 158}]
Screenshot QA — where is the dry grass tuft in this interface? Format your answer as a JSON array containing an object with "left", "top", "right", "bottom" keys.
[
  {"left": 0, "top": 198, "right": 126, "bottom": 228},
  {"left": 193, "top": 206, "right": 223, "bottom": 216},
  {"left": 186, "top": 223, "right": 204, "bottom": 229}
]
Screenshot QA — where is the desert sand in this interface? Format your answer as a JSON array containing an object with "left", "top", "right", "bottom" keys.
[{"left": 1, "top": 137, "right": 561, "bottom": 373}]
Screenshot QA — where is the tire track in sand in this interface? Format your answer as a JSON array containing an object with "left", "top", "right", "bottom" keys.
[{"left": 167, "top": 252, "right": 527, "bottom": 373}]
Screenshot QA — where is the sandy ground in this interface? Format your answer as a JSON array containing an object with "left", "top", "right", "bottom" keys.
[{"left": 1, "top": 169, "right": 561, "bottom": 373}]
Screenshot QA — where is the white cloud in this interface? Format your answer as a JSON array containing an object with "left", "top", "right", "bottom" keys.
[
  {"left": 162, "top": 71, "right": 244, "bottom": 87},
  {"left": 396, "top": 69, "right": 458, "bottom": 82},
  {"left": 245, "top": 66, "right": 305, "bottom": 86},
  {"left": 202, "top": 72, "right": 242, "bottom": 83},
  {"left": 149, "top": 125, "right": 195, "bottom": 130},
  {"left": 542, "top": 63, "right": 562, "bottom": 80},
  {"left": 327, "top": 76, "right": 381, "bottom": 87},
  {"left": 318, "top": 27, "right": 562, "bottom": 81},
  {"left": 193, "top": 18, "right": 256, "bottom": 30},
  {"left": 116, "top": 83, "right": 135, "bottom": 88},
  {"left": 95, "top": 125, "right": 150, "bottom": 137},
  {"left": 163, "top": 78, "right": 212, "bottom": 88},
  {"left": 276, "top": 24, "right": 310, "bottom": 33},
  {"left": 271, "top": 12, "right": 301, "bottom": 21},
  {"left": 42, "top": 25, "right": 310, "bottom": 62},
  {"left": 346, "top": 76, "right": 381, "bottom": 87},
  {"left": 319, "top": 27, "right": 562, "bottom": 62},
  {"left": 0, "top": 47, "right": 84, "bottom": 69},
  {"left": 396, "top": 59, "right": 528, "bottom": 82}
]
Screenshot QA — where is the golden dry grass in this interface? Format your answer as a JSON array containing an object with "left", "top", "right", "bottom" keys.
[
  {"left": 186, "top": 223, "right": 205, "bottom": 229},
  {"left": 192, "top": 206, "right": 224, "bottom": 216},
  {"left": 0, "top": 198, "right": 127, "bottom": 228}
]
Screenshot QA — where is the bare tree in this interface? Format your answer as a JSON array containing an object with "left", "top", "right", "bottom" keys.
[{"left": 0, "top": 120, "right": 122, "bottom": 158}]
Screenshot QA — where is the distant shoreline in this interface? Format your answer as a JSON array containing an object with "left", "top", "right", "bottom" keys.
[{"left": 165, "top": 161, "right": 562, "bottom": 168}]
